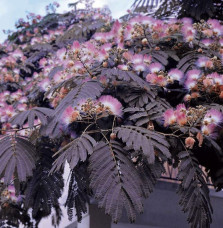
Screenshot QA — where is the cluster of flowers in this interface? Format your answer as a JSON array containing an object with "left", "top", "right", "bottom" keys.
[
  {"left": 184, "top": 69, "right": 223, "bottom": 101},
  {"left": 0, "top": 4, "right": 112, "bottom": 129},
  {"left": 146, "top": 67, "right": 183, "bottom": 87},
  {"left": 0, "top": 2, "right": 222, "bottom": 144},
  {"left": 61, "top": 95, "right": 123, "bottom": 126},
  {"left": 164, "top": 104, "right": 222, "bottom": 138}
]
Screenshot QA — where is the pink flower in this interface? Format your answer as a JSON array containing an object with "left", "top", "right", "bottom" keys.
[
  {"left": 203, "top": 78, "right": 214, "bottom": 87},
  {"left": 148, "top": 63, "right": 164, "bottom": 73},
  {"left": 143, "top": 55, "right": 152, "bottom": 65},
  {"left": 197, "top": 57, "right": 209, "bottom": 68},
  {"left": 208, "top": 72, "right": 222, "bottom": 85},
  {"left": 174, "top": 104, "right": 187, "bottom": 126},
  {"left": 71, "top": 41, "right": 81, "bottom": 53},
  {"left": 98, "top": 95, "right": 123, "bottom": 117},
  {"left": 185, "top": 79, "right": 197, "bottom": 90},
  {"left": 168, "top": 69, "right": 183, "bottom": 81},
  {"left": 201, "top": 124, "right": 216, "bottom": 137},
  {"left": 132, "top": 54, "right": 144, "bottom": 65},
  {"left": 62, "top": 106, "right": 80, "bottom": 125},
  {"left": 57, "top": 48, "right": 66, "bottom": 61},
  {"left": 197, "top": 57, "right": 213, "bottom": 69},
  {"left": 201, "top": 39, "right": 214, "bottom": 47},
  {"left": 118, "top": 65, "right": 128, "bottom": 71},
  {"left": 186, "top": 69, "right": 201, "bottom": 80},
  {"left": 94, "top": 32, "right": 108, "bottom": 43},
  {"left": 156, "top": 75, "right": 167, "bottom": 87},
  {"left": 203, "top": 109, "right": 222, "bottom": 126},
  {"left": 133, "top": 63, "right": 147, "bottom": 72},
  {"left": 163, "top": 109, "right": 176, "bottom": 127},
  {"left": 146, "top": 73, "right": 157, "bottom": 84},
  {"left": 39, "top": 78, "right": 51, "bottom": 92}
]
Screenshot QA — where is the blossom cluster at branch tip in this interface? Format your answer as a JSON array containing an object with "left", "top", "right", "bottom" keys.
[
  {"left": 163, "top": 105, "right": 223, "bottom": 137},
  {"left": 61, "top": 95, "right": 123, "bottom": 126}
]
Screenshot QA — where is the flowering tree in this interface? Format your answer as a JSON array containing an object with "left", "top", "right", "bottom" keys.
[{"left": 0, "top": 0, "right": 223, "bottom": 227}]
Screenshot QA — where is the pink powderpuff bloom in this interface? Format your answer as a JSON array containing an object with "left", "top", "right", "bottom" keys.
[
  {"left": 203, "top": 109, "right": 223, "bottom": 126},
  {"left": 98, "top": 95, "right": 123, "bottom": 117},
  {"left": 201, "top": 123, "right": 216, "bottom": 137},
  {"left": 163, "top": 109, "right": 176, "bottom": 127},
  {"left": 176, "top": 103, "right": 186, "bottom": 112},
  {"left": 148, "top": 63, "right": 164, "bottom": 73},
  {"left": 124, "top": 24, "right": 134, "bottom": 40},
  {"left": 11, "top": 49, "right": 23, "bottom": 59},
  {"left": 185, "top": 79, "right": 197, "bottom": 90},
  {"left": 213, "top": 24, "right": 223, "bottom": 36},
  {"left": 39, "top": 58, "right": 48, "bottom": 67},
  {"left": 175, "top": 104, "right": 187, "bottom": 126},
  {"left": 219, "top": 39, "right": 223, "bottom": 47},
  {"left": 39, "top": 78, "right": 51, "bottom": 92},
  {"left": 62, "top": 106, "right": 80, "bottom": 125},
  {"left": 186, "top": 69, "right": 201, "bottom": 80},
  {"left": 197, "top": 57, "right": 210, "bottom": 68},
  {"left": 201, "top": 39, "right": 214, "bottom": 47},
  {"left": 146, "top": 73, "right": 157, "bottom": 84},
  {"left": 133, "top": 63, "right": 147, "bottom": 72},
  {"left": 94, "top": 32, "right": 108, "bottom": 43},
  {"left": 156, "top": 75, "right": 167, "bottom": 87},
  {"left": 143, "top": 55, "right": 152, "bottom": 65},
  {"left": 203, "top": 78, "right": 214, "bottom": 87},
  {"left": 176, "top": 111, "right": 187, "bottom": 126},
  {"left": 132, "top": 54, "right": 144, "bottom": 65},
  {"left": 71, "top": 41, "right": 81, "bottom": 53},
  {"left": 56, "top": 48, "right": 67, "bottom": 61},
  {"left": 17, "top": 103, "right": 27, "bottom": 112},
  {"left": 168, "top": 69, "right": 184, "bottom": 81},
  {"left": 123, "top": 52, "right": 133, "bottom": 61},
  {"left": 118, "top": 65, "right": 128, "bottom": 71},
  {"left": 4, "top": 105, "right": 16, "bottom": 118},
  {"left": 208, "top": 72, "right": 223, "bottom": 85}
]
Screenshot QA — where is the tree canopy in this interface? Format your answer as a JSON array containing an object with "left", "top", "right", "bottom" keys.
[{"left": 0, "top": 0, "right": 222, "bottom": 227}]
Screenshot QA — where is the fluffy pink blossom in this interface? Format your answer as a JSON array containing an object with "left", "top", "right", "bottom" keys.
[
  {"left": 133, "top": 63, "right": 147, "bottom": 72},
  {"left": 168, "top": 69, "right": 183, "bottom": 81},
  {"left": 163, "top": 109, "right": 176, "bottom": 126},
  {"left": 201, "top": 39, "right": 214, "bottom": 47},
  {"left": 148, "top": 63, "right": 164, "bottom": 73},
  {"left": 39, "top": 78, "right": 51, "bottom": 91},
  {"left": 186, "top": 69, "right": 201, "bottom": 80},
  {"left": 185, "top": 79, "right": 197, "bottom": 90},
  {"left": 62, "top": 106, "right": 80, "bottom": 125},
  {"left": 146, "top": 73, "right": 157, "bottom": 84},
  {"left": 201, "top": 124, "right": 216, "bottom": 137},
  {"left": 57, "top": 48, "right": 66, "bottom": 61},
  {"left": 132, "top": 54, "right": 144, "bottom": 65},
  {"left": 118, "top": 65, "right": 128, "bottom": 71},
  {"left": 98, "top": 95, "right": 123, "bottom": 117},
  {"left": 203, "top": 109, "right": 223, "bottom": 126}
]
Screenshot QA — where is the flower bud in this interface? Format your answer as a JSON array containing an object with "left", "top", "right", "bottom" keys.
[{"left": 185, "top": 137, "right": 195, "bottom": 149}]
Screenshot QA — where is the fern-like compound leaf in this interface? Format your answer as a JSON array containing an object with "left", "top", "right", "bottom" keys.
[
  {"left": 114, "top": 126, "right": 170, "bottom": 163},
  {"left": 177, "top": 151, "right": 213, "bottom": 227},
  {"left": 89, "top": 141, "right": 144, "bottom": 223},
  {"left": 0, "top": 135, "right": 36, "bottom": 184},
  {"left": 51, "top": 134, "right": 97, "bottom": 172},
  {"left": 10, "top": 107, "right": 54, "bottom": 128}
]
